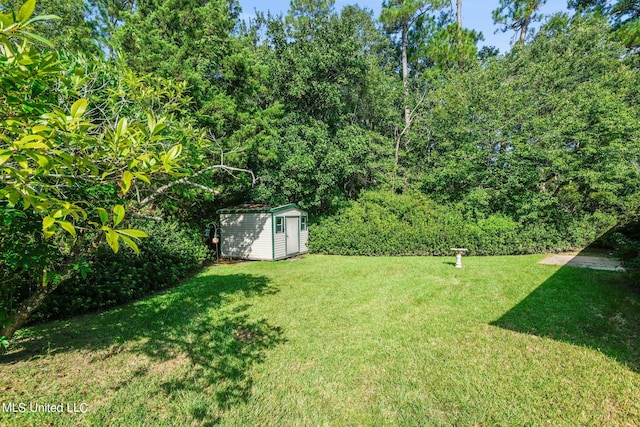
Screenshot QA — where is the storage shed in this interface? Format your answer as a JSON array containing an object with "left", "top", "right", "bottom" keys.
[{"left": 217, "top": 204, "right": 309, "bottom": 261}]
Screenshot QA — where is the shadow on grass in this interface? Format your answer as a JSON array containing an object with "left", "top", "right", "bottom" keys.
[
  {"left": 1, "top": 271, "right": 285, "bottom": 420},
  {"left": 492, "top": 262, "right": 640, "bottom": 372}
]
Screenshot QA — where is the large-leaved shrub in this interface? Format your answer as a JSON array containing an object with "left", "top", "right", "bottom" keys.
[{"left": 29, "top": 220, "right": 209, "bottom": 322}]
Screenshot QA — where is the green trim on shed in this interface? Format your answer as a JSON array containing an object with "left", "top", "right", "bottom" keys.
[
  {"left": 271, "top": 212, "right": 275, "bottom": 260},
  {"left": 217, "top": 203, "right": 304, "bottom": 214}
]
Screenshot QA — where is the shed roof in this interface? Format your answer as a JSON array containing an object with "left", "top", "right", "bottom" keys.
[{"left": 217, "top": 203, "right": 305, "bottom": 214}]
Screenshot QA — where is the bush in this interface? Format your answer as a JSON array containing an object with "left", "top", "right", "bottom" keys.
[
  {"left": 603, "top": 231, "right": 640, "bottom": 279},
  {"left": 310, "top": 190, "right": 616, "bottom": 256},
  {"left": 30, "top": 220, "right": 210, "bottom": 323}
]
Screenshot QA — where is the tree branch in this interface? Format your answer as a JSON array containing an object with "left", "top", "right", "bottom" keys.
[
  {"left": 395, "top": 90, "right": 428, "bottom": 166},
  {"left": 184, "top": 181, "right": 219, "bottom": 195},
  {"left": 138, "top": 164, "right": 256, "bottom": 208}
]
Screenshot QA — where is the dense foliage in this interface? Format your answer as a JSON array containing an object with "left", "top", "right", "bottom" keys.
[
  {"left": 412, "top": 14, "right": 640, "bottom": 224},
  {"left": 29, "top": 220, "right": 209, "bottom": 322},
  {"left": 312, "top": 13, "right": 639, "bottom": 258},
  {"left": 310, "top": 190, "right": 616, "bottom": 256},
  {"left": 0, "top": 0, "right": 253, "bottom": 340}
]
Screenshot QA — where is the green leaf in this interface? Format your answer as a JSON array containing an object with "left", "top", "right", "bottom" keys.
[
  {"left": 96, "top": 207, "right": 108, "bottom": 225},
  {"left": 113, "top": 204, "right": 125, "bottom": 227},
  {"left": 70, "top": 98, "right": 88, "bottom": 118},
  {"left": 14, "top": 154, "right": 28, "bottom": 169},
  {"left": 133, "top": 172, "right": 151, "bottom": 184},
  {"left": 53, "top": 208, "right": 73, "bottom": 219},
  {"left": 7, "top": 191, "right": 19, "bottom": 206},
  {"left": 21, "top": 31, "right": 55, "bottom": 47},
  {"left": 151, "top": 117, "right": 166, "bottom": 135},
  {"left": 121, "top": 170, "right": 134, "bottom": 194},
  {"left": 35, "top": 154, "right": 51, "bottom": 169},
  {"left": 116, "top": 117, "right": 128, "bottom": 138},
  {"left": 17, "top": 0, "right": 35, "bottom": 22},
  {"left": 0, "top": 13, "right": 14, "bottom": 28},
  {"left": 117, "top": 229, "right": 149, "bottom": 239},
  {"left": 43, "top": 216, "right": 55, "bottom": 229},
  {"left": 165, "top": 144, "right": 182, "bottom": 162},
  {"left": 23, "top": 14, "right": 61, "bottom": 26},
  {"left": 118, "top": 234, "right": 140, "bottom": 255},
  {"left": 32, "top": 125, "right": 51, "bottom": 133},
  {"left": 0, "top": 150, "right": 11, "bottom": 166},
  {"left": 17, "top": 136, "right": 47, "bottom": 150},
  {"left": 146, "top": 114, "right": 156, "bottom": 135},
  {"left": 79, "top": 263, "right": 91, "bottom": 279},
  {"left": 42, "top": 216, "right": 55, "bottom": 237},
  {"left": 17, "top": 134, "right": 43, "bottom": 144},
  {"left": 56, "top": 220, "right": 76, "bottom": 237},
  {"left": 22, "top": 141, "right": 48, "bottom": 149},
  {"left": 105, "top": 230, "right": 119, "bottom": 253}
]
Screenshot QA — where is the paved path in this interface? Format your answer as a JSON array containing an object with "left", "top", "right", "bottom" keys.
[{"left": 539, "top": 254, "right": 625, "bottom": 272}]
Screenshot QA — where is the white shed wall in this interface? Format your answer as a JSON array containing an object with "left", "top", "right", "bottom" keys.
[{"left": 220, "top": 213, "right": 272, "bottom": 260}]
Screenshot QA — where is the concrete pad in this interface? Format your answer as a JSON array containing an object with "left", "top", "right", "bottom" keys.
[{"left": 539, "top": 255, "right": 625, "bottom": 272}]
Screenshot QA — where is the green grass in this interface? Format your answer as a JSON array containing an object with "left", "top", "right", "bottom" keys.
[{"left": 2, "top": 255, "right": 640, "bottom": 426}]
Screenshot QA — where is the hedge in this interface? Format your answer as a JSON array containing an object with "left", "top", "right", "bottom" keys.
[
  {"left": 30, "top": 220, "right": 210, "bottom": 323},
  {"left": 309, "top": 190, "right": 616, "bottom": 256}
]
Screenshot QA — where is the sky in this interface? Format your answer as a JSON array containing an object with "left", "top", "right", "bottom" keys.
[{"left": 238, "top": 0, "right": 570, "bottom": 54}]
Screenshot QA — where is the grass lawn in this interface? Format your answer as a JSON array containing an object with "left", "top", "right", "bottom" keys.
[{"left": 1, "top": 254, "right": 640, "bottom": 426}]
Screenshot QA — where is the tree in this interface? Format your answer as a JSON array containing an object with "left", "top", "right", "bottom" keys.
[
  {"left": 423, "top": 22, "right": 481, "bottom": 71},
  {"left": 286, "top": 0, "right": 335, "bottom": 28},
  {"left": 0, "top": 2, "right": 254, "bottom": 341},
  {"left": 568, "top": 0, "right": 639, "bottom": 24},
  {"left": 567, "top": 0, "right": 608, "bottom": 14},
  {"left": 380, "top": 0, "right": 447, "bottom": 130},
  {"left": 493, "top": 0, "right": 547, "bottom": 43},
  {"left": 254, "top": 4, "right": 397, "bottom": 210},
  {"left": 265, "top": 4, "right": 395, "bottom": 132},
  {"left": 405, "top": 0, "right": 482, "bottom": 72},
  {"left": 568, "top": 0, "right": 640, "bottom": 51},
  {"left": 113, "top": 0, "right": 241, "bottom": 111},
  {"left": 380, "top": 0, "right": 448, "bottom": 183},
  {"left": 412, "top": 14, "right": 640, "bottom": 226},
  {"left": 113, "top": 0, "right": 280, "bottom": 207},
  {"left": 88, "top": 0, "right": 135, "bottom": 56},
  {"left": 1, "top": 0, "right": 99, "bottom": 54}
]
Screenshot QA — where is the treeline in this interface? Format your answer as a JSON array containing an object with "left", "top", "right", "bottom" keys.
[{"left": 1, "top": 0, "right": 639, "bottom": 339}]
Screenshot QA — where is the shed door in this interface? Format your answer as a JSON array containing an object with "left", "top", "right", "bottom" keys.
[{"left": 286, "top": 216, "right": 299, "bottom": 255}]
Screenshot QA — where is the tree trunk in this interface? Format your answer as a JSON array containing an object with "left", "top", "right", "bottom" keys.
[
  {"left": 456, "top": 0, "right": 463, "bottom": 58},
  {"left": 519, "top": 17, "right": 530, "bottom": 42},
  {"left": 1, "top": 234, "right": 100, "bottom": 341},
  {"left": 401, "top": 22, "right": 410, "bottom": 130},
  {"left": 1, "top": 281, "right": 63, "bottom": 339},
  {"left": 397, "top": 22, "right": 410, "bottom": 169}
]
